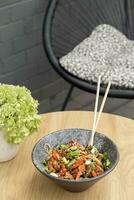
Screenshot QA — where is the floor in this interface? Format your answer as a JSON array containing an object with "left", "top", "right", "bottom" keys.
[{"left": 51, "top": 87, "right": 134, "bottom": 119}]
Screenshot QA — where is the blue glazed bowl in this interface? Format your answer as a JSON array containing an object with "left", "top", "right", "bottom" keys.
[{"left": 32, "top": 129, "right": 119, "bottom": 192}]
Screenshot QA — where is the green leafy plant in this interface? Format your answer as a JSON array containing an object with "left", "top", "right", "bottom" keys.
[{"left": 0, "top": 84, "right": 40, "bottom": 144}]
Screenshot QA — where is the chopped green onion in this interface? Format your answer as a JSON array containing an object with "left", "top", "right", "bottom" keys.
[
  {"left": 62, "top": 157, "right": 69, "bottom": 164},
  {"left": 44, "top": 166, "right": 50, "bottom": 173},
  {"left": 60, "top": 144, "right": 68, "bottom": 150},
  {"left": 43, "top": 160, "right": 48, "bottom": 166},
  {"left": 70, "top": 146, "right": 77, "bottom": 151},
  {"left": 91, "top": 146, "right": 98, "bottom": 154},
  {"left": 103, "top": 152, "right": 108, "bottom": 159},
  {"left": 86, "top": 145, "right": 92, "bottom": 150},
  {"left": 67, "top": 159, "right": 76, "bottom": 168},
  {"left": 75, "top": 156, "right": 80, "bottom": 160},
  {"left": 103, "top": 158, "right": 111, "bottom": 169},
  {"left": 80, "top": 146, "right": 85, "bottom": 151},
  {"left": 105, "top": 159, "right": 111, "bottom": 167},
  {"left": 67, "top": 150, "right": 80, "bottom": 158}
]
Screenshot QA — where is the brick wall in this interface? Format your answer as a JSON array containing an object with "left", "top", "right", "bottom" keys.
[
  {"left": 0, "top": 0, "right": 71, "bottom": 113},
  {"left": 0, "top": 0, "right": 133, "bottom": 118}
]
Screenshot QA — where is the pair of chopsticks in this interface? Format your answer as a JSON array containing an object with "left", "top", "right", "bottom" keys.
[{"left": 88, "top": 76, "right": 111, "bottom": 146}]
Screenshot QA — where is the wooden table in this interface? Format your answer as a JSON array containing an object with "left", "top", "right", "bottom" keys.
[{"left": 0, "top": 111, "right": 134, "bottom": 200}]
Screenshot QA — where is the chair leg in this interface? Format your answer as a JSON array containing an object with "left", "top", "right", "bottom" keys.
[{"left": 61, "top": 85, "right": 74, "bottom": 111}]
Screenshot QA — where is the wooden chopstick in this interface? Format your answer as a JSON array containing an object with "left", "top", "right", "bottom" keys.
[
  {"left": 88, "top": 76, "right": 101, "bottom": 146},
  {"left": 94, "top": 81, "right": 111, "bottom": 133},
  {"left": 88, "top": 79, "right": 111, "bottom": 146}
]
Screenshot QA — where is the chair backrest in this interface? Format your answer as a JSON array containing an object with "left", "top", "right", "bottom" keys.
[
  {"left": 49, "top": 0, "right": 133, "bottom": 59},
  {"left": 43, "top": 0, "right": 134, "bottom": 98}
]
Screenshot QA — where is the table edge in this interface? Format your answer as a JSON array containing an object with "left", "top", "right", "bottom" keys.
[{"left": 40, "top": 110, "right": 133, "bottom": 122}]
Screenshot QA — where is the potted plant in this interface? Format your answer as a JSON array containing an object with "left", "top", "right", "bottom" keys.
[{"left": 0, "top": 84, "right": 40, "bottom": 162}]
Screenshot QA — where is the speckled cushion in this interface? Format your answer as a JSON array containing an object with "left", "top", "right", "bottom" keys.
[{"left": 59, "top": 24, "right": 134, "bottom": 89}]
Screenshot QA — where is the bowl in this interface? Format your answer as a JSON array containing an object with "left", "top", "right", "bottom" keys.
[{"left": 32, "top": 128, "right": 119, "bottom": 192}]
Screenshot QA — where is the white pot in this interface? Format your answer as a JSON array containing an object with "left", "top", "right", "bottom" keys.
[{"left": 0, "top": 130, "right": 19, "bottom": 162}]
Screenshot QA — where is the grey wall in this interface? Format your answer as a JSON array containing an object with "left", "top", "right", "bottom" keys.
[
  {"left": 0, "top": 0, "right": 71, "bottom": 113},
  {"left": 0, "top": 0, "right": 133, "bottom": 118},
  {"left": 0, "top": 0, "right": 23, "bottom": 8}
]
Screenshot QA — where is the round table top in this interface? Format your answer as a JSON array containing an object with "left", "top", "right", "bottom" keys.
[{"left": 0, "top": 111, "right": 134, "bottom": 200}]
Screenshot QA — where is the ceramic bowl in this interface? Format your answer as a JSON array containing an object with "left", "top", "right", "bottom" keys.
[{"left": 32, "top": 129, "right": 119, "bottom": 192}]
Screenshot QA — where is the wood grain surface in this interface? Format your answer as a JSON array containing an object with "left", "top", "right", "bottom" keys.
[{"left": 0, "top": 111, "right": 134, "bottom": 200}]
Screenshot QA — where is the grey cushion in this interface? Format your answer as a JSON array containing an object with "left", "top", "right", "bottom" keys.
[{"left": 59, "top": 24, "right": 134, "bottom": 89}]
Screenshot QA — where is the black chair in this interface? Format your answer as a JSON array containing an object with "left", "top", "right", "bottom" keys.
[{"left": 42, "top": 0, "right": 134, "bottom": 110}]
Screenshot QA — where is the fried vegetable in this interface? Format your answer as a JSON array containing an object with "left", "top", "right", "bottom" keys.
[
  {"left": 60, "top": 144, "right": 69, "bottom": 150},
  {"left": 42, "top": 140, "right": 111, "bottom": 180},
  {"left": 67, "top": 159, "right": 76, "bottom": 168},
  {"left": 67, "top": 150, "right": 80, "bottom": 158},
  {"left": 91, "top": 146, "right": 98, "bottom": 155},
  {"left": 62, "top": 157, "right": 69, "bottom": 165},
  {"left": 52, "top": 151, "right": 60, "bottom": 160},
  {"left": 44, "top": 166, "right": 50, "bottom": 174},
  {"left": 72, "top": 158, "right": 84, "bottom": 169},
  {"left": 91, "top": 171, "right": 97, "bottom": 177},
  {"left": 102, "top": 152, "right": 111, "bottom": 169}
]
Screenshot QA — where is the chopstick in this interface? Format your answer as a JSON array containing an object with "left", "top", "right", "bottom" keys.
[
  {"left": 89, "top": 76, "right": 101, "bottom": 145},
  {"left": 88, "top": 78, "right": 111, "bottom": 146}
]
